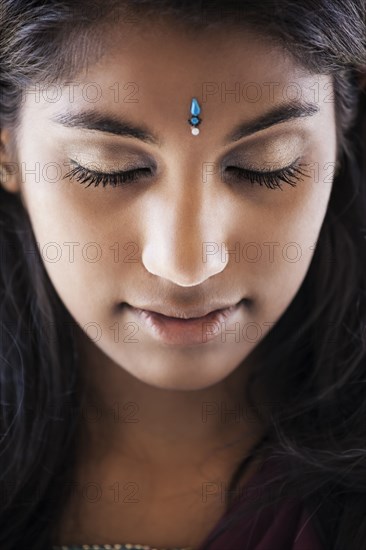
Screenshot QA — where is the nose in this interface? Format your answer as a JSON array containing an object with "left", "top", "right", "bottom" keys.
[{"left": 141, "top": 186, "right": 228, "bottom": 288}]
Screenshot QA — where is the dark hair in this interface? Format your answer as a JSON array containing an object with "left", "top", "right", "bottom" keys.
[{"left": 1, "top": 1, "right": 365, "bottom": 549}]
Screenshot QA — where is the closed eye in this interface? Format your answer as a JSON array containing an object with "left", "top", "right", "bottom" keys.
[
  {"left": 225, "top": 160, "right": 312, "bottom": 190},
  {"left": 63, "top": 162, "right": 153, "bottom": 188}
]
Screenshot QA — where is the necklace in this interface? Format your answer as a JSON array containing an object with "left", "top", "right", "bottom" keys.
[{"left": 52, "top": 543, "right": 193, "bottom": 549}]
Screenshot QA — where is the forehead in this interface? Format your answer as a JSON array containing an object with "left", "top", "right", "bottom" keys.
[
  {"left": 22, "top": 18, "right": 333, "bottom": 153},
  {"left": 89, "top": 19, "right": 313, "bottom": 92}
]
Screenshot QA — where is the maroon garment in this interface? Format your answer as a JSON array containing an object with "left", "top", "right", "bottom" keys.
[{"left": 198, "top": 455, "right": 324, "bottom": 550}]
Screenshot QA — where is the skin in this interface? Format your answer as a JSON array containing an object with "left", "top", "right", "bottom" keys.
[{"left": 0, "top": 18, "right": 337, "bottom": 548}]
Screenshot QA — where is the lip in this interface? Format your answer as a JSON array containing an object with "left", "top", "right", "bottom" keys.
[
  {"left": 125, "top": 301, "right": 243, "bottom": 319},
  {"left": 125, "top": 300, "right": 245, "bottom": 346}
]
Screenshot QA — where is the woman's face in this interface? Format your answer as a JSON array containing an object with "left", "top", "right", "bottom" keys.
[{"left": 4, "top": 21, "right": 337, "bottom": 390}]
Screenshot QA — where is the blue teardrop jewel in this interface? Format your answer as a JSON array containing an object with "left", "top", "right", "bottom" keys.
[{"left": 188, "top": 97, "right": 202, "bottom": 135}]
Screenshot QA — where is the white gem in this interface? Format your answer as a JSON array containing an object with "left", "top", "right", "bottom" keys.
[{"left": 191, "top": 127, "right": 200, "bottom": 135}]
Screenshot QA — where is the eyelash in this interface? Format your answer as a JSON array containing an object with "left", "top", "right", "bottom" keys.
[
  {"left": 225, "top": 160, "right": 311, "bottom": 190},
  {"left": 64, "top": 163, "right": 151, "bottom": 189},
  {"left": 64, "top": 159, "right": 310, "bottom": 191}
]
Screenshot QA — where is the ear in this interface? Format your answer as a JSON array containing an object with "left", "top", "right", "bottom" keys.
[{"left": 0, "top": 128, "right": 21, "bottom": 194}]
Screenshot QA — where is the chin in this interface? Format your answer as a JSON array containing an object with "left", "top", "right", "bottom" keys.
[{"left": 108, "top": 341, "right": 251, "bottom": 392}]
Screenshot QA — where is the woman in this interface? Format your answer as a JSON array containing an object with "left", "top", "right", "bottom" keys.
[{"left": 0, "top": 1, "right": 365, "bottom": 549}]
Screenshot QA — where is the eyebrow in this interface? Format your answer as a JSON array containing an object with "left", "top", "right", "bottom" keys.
[
  {"left": 51, "top": 110, "right": 161, "bottom": 146},
  {"left": 224, "top": 100, "right": 320, "bottom": 144},
  {"left": 50, "top": 99, "right": 320, "bottom": 146}
]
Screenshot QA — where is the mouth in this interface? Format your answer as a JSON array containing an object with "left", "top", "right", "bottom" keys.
[
  {"left": 122, "top": 299, "right": 248, "bottom": 346},
  {"left": 124, "top": 299, "right": 247, "bottom": 320}
]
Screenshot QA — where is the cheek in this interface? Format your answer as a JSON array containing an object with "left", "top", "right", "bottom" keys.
[
  {"left": 20, "top": 172, "right": 139, "bottom": 326},
  {"left": 230, "top": 169, "right": 333, "bottom": 318}
]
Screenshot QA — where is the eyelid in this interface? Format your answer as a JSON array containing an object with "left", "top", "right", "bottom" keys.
[
  {"left": 220, "top": 131, "right": 307, "bottom": 165},
  {"left": 223, "top": 157, "right": 301, "bottom": 173},
  {"left": 222, "top": 127, "right": 309, "bottom": 151},
  {"left": 67, "top": 157, "right": 154, "bottom": 173}
]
